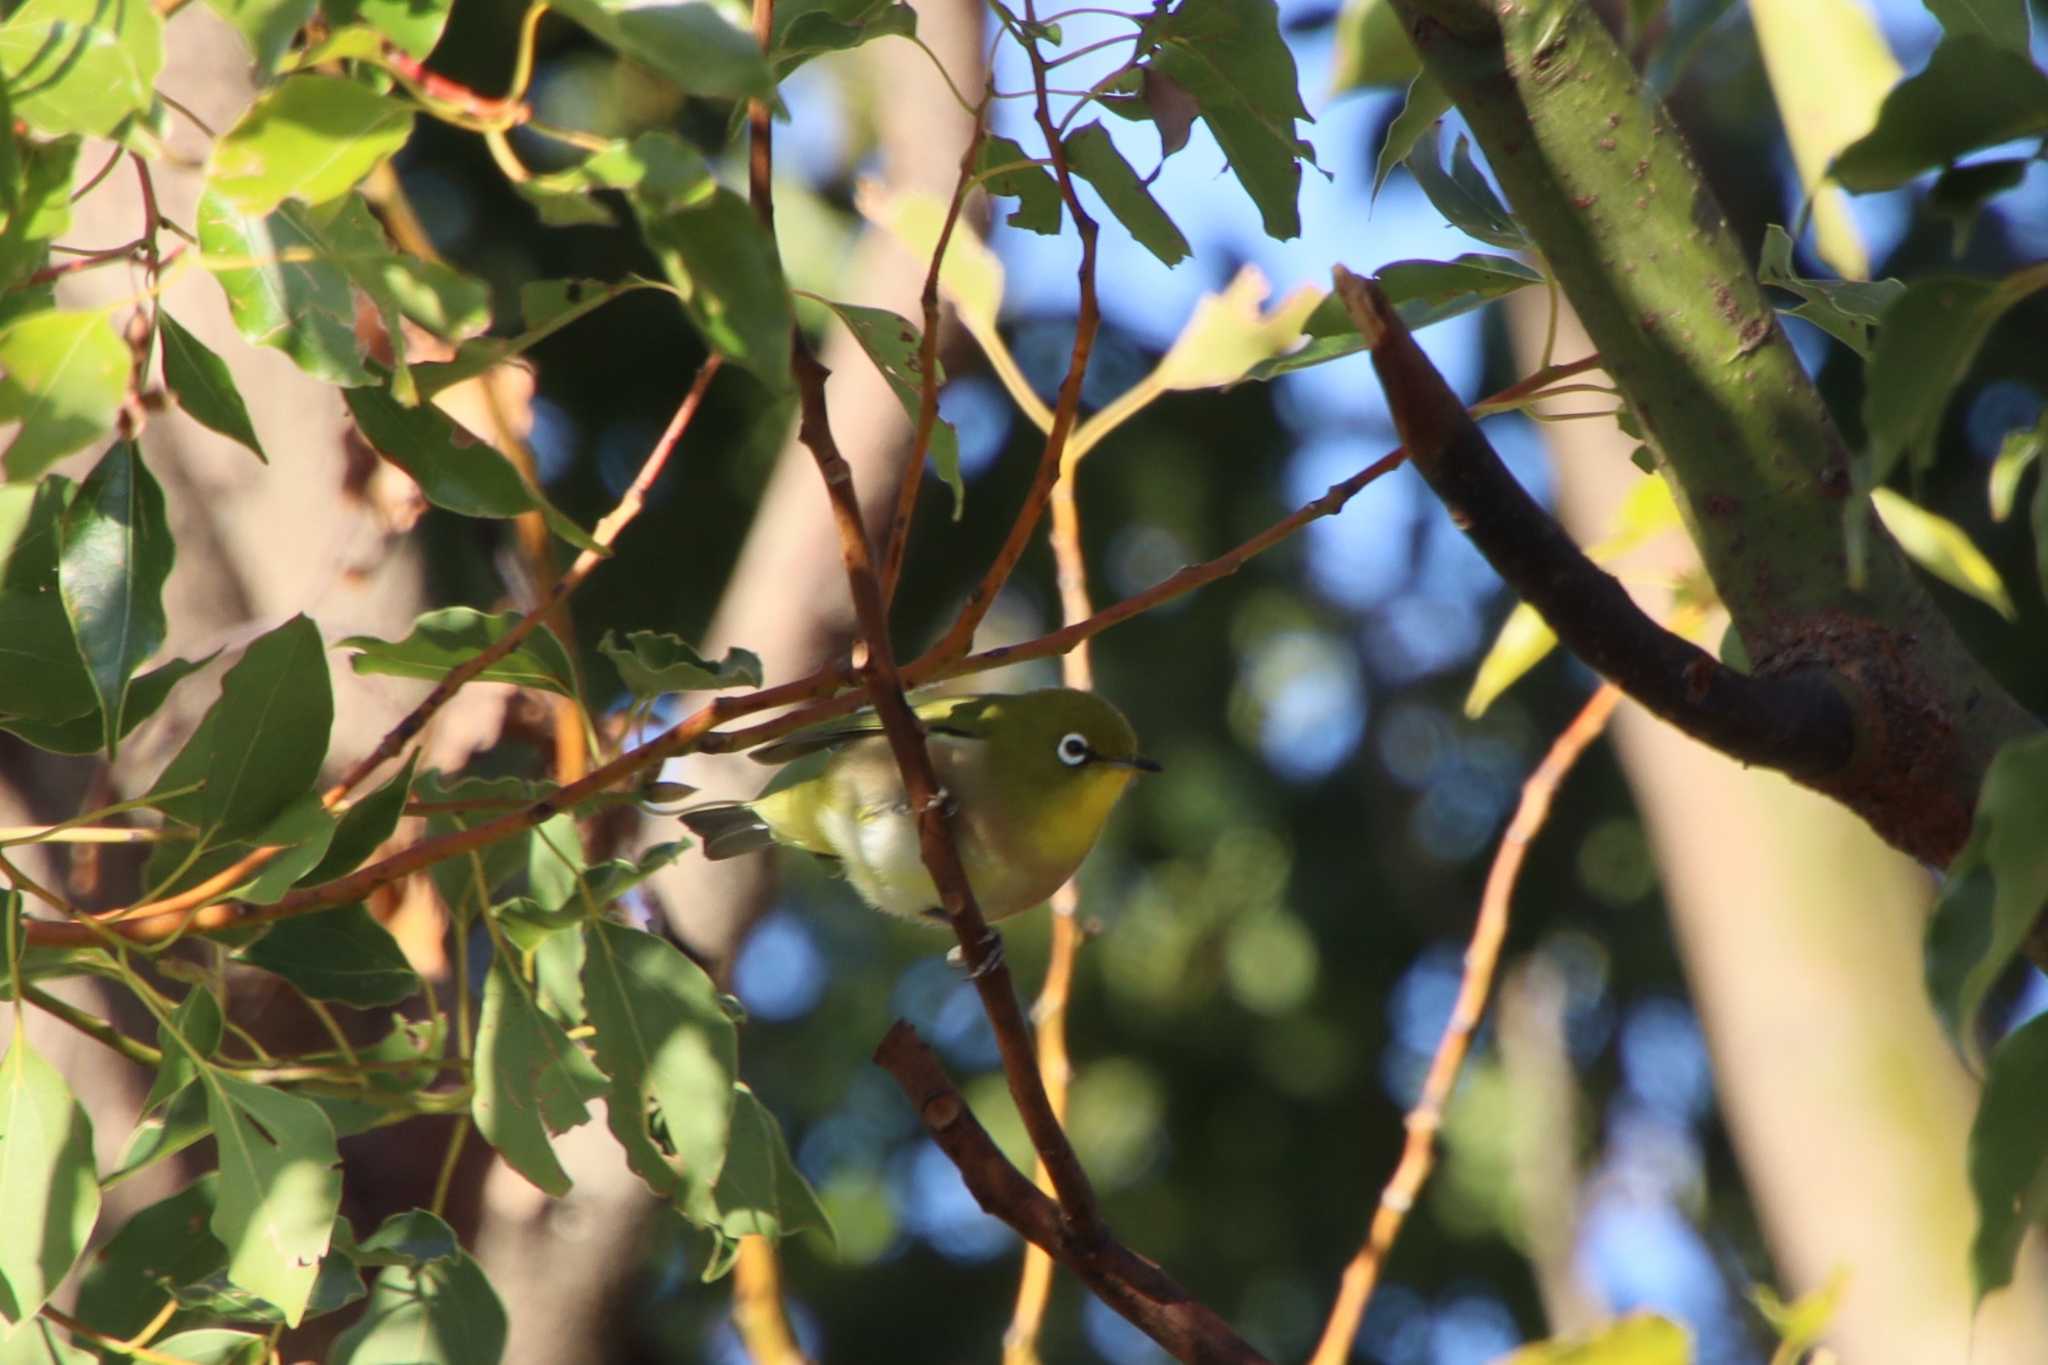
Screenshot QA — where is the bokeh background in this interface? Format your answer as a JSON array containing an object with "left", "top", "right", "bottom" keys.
[{"left": 367, "top": 0, "right": 2048, "bottom": 1360}]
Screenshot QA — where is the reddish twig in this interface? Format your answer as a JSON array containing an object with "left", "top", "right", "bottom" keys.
[
  {"left": 382, "top": 46, "right": 531, "bottom": 127},
  {"left": 1306, "top": 682, "right": 1622, "bottom": 1365},
  {"left": 877, "top": 1022, "right": 1271, "bottom": 1365}
]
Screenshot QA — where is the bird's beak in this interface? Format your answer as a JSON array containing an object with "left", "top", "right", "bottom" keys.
[{"left": 1110, "top": 755, "right": 1163, "bottom": 774}]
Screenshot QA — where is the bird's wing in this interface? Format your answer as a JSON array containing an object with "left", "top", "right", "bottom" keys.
[{"left": 745, "top": 694, "right": 998, "bottom": 765}]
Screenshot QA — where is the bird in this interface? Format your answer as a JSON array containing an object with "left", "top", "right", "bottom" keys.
[{"left": 678, "top": 688, "right": 1158, "bottom": 923}]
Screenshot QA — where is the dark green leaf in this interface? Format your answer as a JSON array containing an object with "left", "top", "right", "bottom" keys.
[
  {"left": 201, "top": 0, "right": 317, "bottom": 72},
  {"left": 0, "top": 136, "right": 79, "bottom": 292},
  {"left": 1330, "top": 0, "right": 1419, "bottom": 93},
  {"left": 581, "top": 919, "right": 737, "bottom": 1211},
  {"left": 352, "top": 1208, "right": 460, "bottom": 1265},
  {"left": 813, "top": 300, "right": 964, "bottom": 512},
  {"left": 321, "top": 0, "right": 452, "bottom": 57},
  {"left": 475, "top": 961, "right": 606, "bottom": 1196},
  {"left": 974, "top": 134, "right": 1061, "bottom": 235},
  {"left": 205, "top": 76, "right": 414, "bottom": 216},
  {"left": 343, "top": 606, "right": 581, "bottom": 697},
  {"left": 330, "top": 1250, "right": 506, "bottom": 1365},
  {"left": 0, "top": 309, "right": 131, "bottom": 480},
  {"left": 5, "top": 651, "right": 208, "bottom": 755},
  {"left": 412, "top": 278, "right": 659, "bottom": 399},
  {"left": 302, "top": 752, "right": 418, "bottom": 885},
  {"left": 1247, "top": 254, "right": 1538, "bottom": 380},
  {"left": 1756, "top": 224, "right": 1904, "bottom": 357},
  {"left": 71, "top": 1178, "right": 222, "bottom": 1339},
  {"left": 0, "top": 1038, "right": 99, "bottom": 1322},
  {"left": 1138, "top": 0, "right": 1315, "bottom": 239},
  {"left": 200, "top": 1074, "right": 341, "bottom": 1325},
  {"left": 144, "top": 983, "right": 224, "bottom": 1115},
  {"left": 1372, "top": 72, "right": 1450, "bottom": 200},
  {"left": 599, "top": 629, "right": 762, "bottom": 699},
  {"left": 1920, "top": 0, "right": 2031, "bottom": 51},
  {"left": 342, "top": 387, "right": 603, "bottom": 552},
  {"left": 197, "top": 191, "right": 370, "bottom": 386},
  {"left": 106, "top": 1085, "right": 211, "bottom": 1189},
  {"left": 712, "top": 1084, "right": 832, "bottom": 1246},
  {"left": 1405, "top": 126, "right": 1528, "bottom": 252},
  {"left": 147, "top": 614, "right": 333, "bottom": 845},
  {"left": 1924, "top": 735, "right": 2048, "bottom": 1053},
  {"left": 1930, "top": 158, "right": 2030, "bottom": 255},
  {"left": 1061, "top": 121, "right": 1190, "bottom": 267},
  {"left": 1864, "top": 266, "right": 2048, "bottom": 484},
  {"left": 629, "top": 186, "right": 794, "bottom": 390},
  {"left": 240, "top": 905, "right": 420, "bottom": 1007},
  {"left": 57, "top": 442, "right": 173, "bottom": 757},
  {"left": 0, "top": 0, "right": 162, "bottom": 138},
  {"left": 158, "top": 312, "right": 267, "bottom": 460},
  {"left": 1832, "top": 35, "right": 2048, "bottom": 192},
  {"left": 547, "top": 0, "right": 774, "bottom": 100},
  {"left": 770, "top": 0, "right": 917, "bottom": 77},
  {"left": 1968, "top": 1012, "right": 2048, "bottom": 1300},
  {"left": 171, "top": 1243, "right": 365, "bottom": 1323}
]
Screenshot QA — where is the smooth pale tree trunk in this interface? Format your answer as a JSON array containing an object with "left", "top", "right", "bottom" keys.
[
  {"left": 472, "top": 6, "right": 990, "bottom": 1360},
  {"left": 1511, "top": 300, "right": 2048, "bottom": 1361}
]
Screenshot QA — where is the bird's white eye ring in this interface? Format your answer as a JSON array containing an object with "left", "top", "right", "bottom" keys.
[{"left": 1057, "top": 732, "right": 1091, "bottom": 767}]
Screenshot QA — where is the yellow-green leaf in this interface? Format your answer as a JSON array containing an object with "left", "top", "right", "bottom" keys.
[
  {"left": 1871, "top": 487, "right": 2015, "bottom": 619},
  {"left": 1464, "top": 600, "right": 1558, "bottom": 718},
  {"left": 1498, "top": 1313, "right": 1693, "bottom": 1364}
]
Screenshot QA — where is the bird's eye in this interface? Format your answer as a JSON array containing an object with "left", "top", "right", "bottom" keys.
[{"left": 1056, "top": 733, "right": 1091, "bottom": 767}]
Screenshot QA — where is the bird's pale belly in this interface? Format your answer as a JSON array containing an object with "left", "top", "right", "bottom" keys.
[{"left": 817, "top": 801, "right": 1071, "bottom": 922}]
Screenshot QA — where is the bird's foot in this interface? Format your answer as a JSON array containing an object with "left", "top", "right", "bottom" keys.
[
  {"left": 920, "top": 786, "right": 958, "bottom": 818},
  {"left": 945, "top": 928, "right": 1005, "bottom": 980}
]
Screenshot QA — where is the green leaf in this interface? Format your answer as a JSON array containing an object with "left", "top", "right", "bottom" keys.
[
  {"left": 303, "top": 752, "right": 418, "bottom": 885},
  {"left": 0, "top": 1038, "right": 99, "bottom": 1322},
  {"left": 628, "top": 185, "right": 794, "bottom": 390},
  {"left": 548, "top": 0, "right": 773, "bottom": 100},
  {"left": 413, "top": 277, "right": 659, "bottom": 400},
  {"left": 1968, "top": 1011, "right": 2048, "bottom": 1300},
  {"left": 0, "top": 0, "right": 162, "bottom": 138},
  {"left": 330, "top": 1247, "right": 506, "bottom": 1365},
  {"left": 0, "top": 309, "right": 131, "bottom": 480},
  {"left": 0, "top": 1317, "right": 93, "bottom": 1364},
  {"left": 711, "top": 1084, "right": 832, "bottom": 1246},
  {"left": 206, "top": 76, "right": 414, "bottom": 216},
  {"left": 599, "top": 629, "right": 761, "bottom": 699},
  {"left": 158, "top": 312, "right": 267, "bottom": 460},
  {"left": 475, "top": 961, "right": 606, "bottom": 1196},
  {"left": 769, "top": 0, "right": 917, "bottom": 78},
  {"left": 1924, "top": 735, "right": 2048, "bottom": 1053},
  {"left": 1247, "top": 254, "right": 1537, "bottom": 381},
  {"left": 1372, "top": 72, "right": 1450, "bottom": 200},
  {"left": 858, "top": 186, "right": 1005, "bottom": 352},
  {"left": 172, "top": 1237, "right": 364, "bottom": 1324},
  {"left": 350, "top": 1208, "right": 459, "bottom": 1265},
  {"left": 343, "top": 606, "right": 580, "bottom": 697},
  {"left": 148, "top": 614, "right": 333, "bottom": 845},
  {"left": 1756, "top": 224, "right": 1904, "bottom": 357},
  {"left": 69, "top": 1178, "right": 222, "bottom": 1338},
  {"left": 1405, "top": 126, "right": 1528, "bottom": 252},
  {"left": 1061, "top": 121, "right": 1190, "bottom": 268},
  {"left": 1149, "top": 267, "right": 1322, "bottom": 392},
  {"left": 581, "top": 919, "right": 738, "bottom": 1210},
  {"left": 1930, "top": 157, "right": 2030, "bottom": 256},
  {"left": 1330, "top": 0, "right": 1419, "bottom": 94},
  {"left": 1137, "top": 0, "right": 1315, "bottom": 240},
  {"left": 3, "top": 651, "right": 208, "bottom": 756},
  {"left": 1870, "top": 487, "right": 2015, "bottom": 620},
  {"left": 1989, "top": 412, "right": 2044, "bottom": 522},
  {"left": 240, "top": 905, "right": 420, "bottom": 1007},
  {"left": 202, "top": 0, "right": 318, "bottom": 72},
  {"left": 1831, "top": 35, "right": 2048, "bottom": 192},
  {"left": 342, "top": 386, "right": 603, "bottom": 551},
  {"left": 320, "top": 0, "right": 452, "bottom": 57},
  {"left": 1920, "top": 0, "right": 2031, "bottom": 51},
  {"left": 200, "top": 1074, "right": 341, "bottom": 1325},
  {"left": 106, "top": 1086, "right": 211, "bottom": 1190},
  {"left": 1464, "top": 600, "right": 1558, "bottom": 719},
  {"left": 0, "top": 136, "right": 79, "bottom": 292},
  {"left": 197, "top": 191, "right": 370, "bottom": 387},
  {"left": 144, "top": 983, "right": 225, "bottom": 1115},
  {"left": 815, "top": 300, "right": 963, "bottom": 512},
  {"left": 57, "top": 442, "right": 172, "bottom": 757},
  {"left": 1751, "top": 1268, "right": 1848, "bottom": 1362},
  {"left": 0, "top": 481, "right": 96, "bottom": 728},
  {"left": 973, "top": 134, "right": 1062, "bottom": 235},
  {"left": 1497, "top": 1312, "right": 1691, "bottom": 1363},
  {"left": 1864, "top": 265, "right": 2048, "bottom": 484}
]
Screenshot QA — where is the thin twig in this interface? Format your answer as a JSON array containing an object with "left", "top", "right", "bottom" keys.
[{"left": 1305, "top": 683, "right": 1622, "bottom": 1365}]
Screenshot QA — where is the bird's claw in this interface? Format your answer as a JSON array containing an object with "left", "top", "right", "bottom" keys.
[{"left": 945, "top": 929, "right": 1005, "bottom": 980}]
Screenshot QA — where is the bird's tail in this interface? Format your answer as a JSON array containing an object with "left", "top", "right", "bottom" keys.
[{"left": 678, "top": 802, "right": 777, "bottom": 860}]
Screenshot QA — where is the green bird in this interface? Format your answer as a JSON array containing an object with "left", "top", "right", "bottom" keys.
[{"left": 679, "top": 688, "right": 1158, "bottom": 923}]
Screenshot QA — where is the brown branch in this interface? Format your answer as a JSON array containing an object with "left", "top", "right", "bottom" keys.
[
  {"left": 924, "top": 0, "right": 1102, "bottom": 664},
  {"left": 1333, "top": 267, "right": 1854, "bottom": 781},
  {"left": 877, "top": 1022, "right": 1272, "bottom": 1365},
  {"left": 879, "top": 105, "right": 990, "bottom": 605},
  {"left": 1306, "top": 682, "right": 1622, "bottom": 1365}
]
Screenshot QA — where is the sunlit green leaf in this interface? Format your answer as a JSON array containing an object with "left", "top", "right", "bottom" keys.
[
  {"left": 330, "top": 1245, "right": 505, "bottom": 1365},
  {"left": 200, "top": 1075, "right": 341, "bottom": 1325},
  {"left": 1989, "top": 414, "right": 2044, "bottom": 521},
  {"left": 342, "top": 606, "right": 581, "bottom": 697},
  {"left": 1870, "top": 488, "right": 2014, "bottom": 619},
  {"left": 628, "top": 184, "right": 793, "bottom": 390},
  {"left": 1497, "top": 1312, "right": 1691, "bottom": 1363},
  {"left": 1464, "top": 601, "right": 1558, "bottom": 719},
  {"left": 1330, "top": 0, "right": 1418, "bottom": 94},
  {"left": 0, "top": 0, "right": 162, "bottom": 138},
  {"left": 0, "top": 1037, "right": 99, "bottom": 1322},
  {"left": 197, "top": 191, "right": 370, "bottom": 386},
  {"left": 599, "top": 629, "right": 762, "bottom": 698},
  {"left": 56, "top": 442, "right": 172, "bottom": 757},
  {"left": 1968, "top": 1012, "right": 2048, "bottom": 1300},
  {"left": 1150, "top": 266, "right": 1321, "bottom": 392},
  {"left": 1751, "top": 1268, "right": 1848, "bottom": 1361},
  {"left": 815, "top": 300, "right": 963, "bottom": 513},
  {"left": 1832, "top": 35, "right": 2048, "bottom": 192},
  {"left": 548, "top": 0, "right": 773, "bottom": 100},
  {"left": 1756, "top": 224, "right": 1903, "bottom": 357},
  {"left": 158, "top": 312, "right": 267, "bottom": 460},
  {"left": 321, "top": 0, "right": 452, "bottom": 57},
  {"left": 475, "top": 962, "right": 606, "bottom": 1196},
  {"left": 0, "top": 309, "right": 131, "bottom": 481},
  {"left": 206, "top": 76, "right": 414, "bottom": 216},
  {"left": 202, "top": 0, "right": 317, "bottom": 72},
  {"left": 770, "top": 0, "right": 916, "bottom": 77}
]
